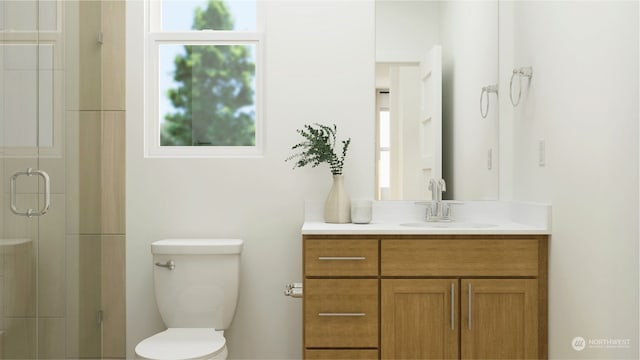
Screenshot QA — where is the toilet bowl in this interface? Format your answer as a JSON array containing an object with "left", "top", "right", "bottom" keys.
[
  {"left": 135, "top": 328, "right": 227, "bottom": 360},
  {"left": 135, "top": 239, "right": 243, "bottom": 360}
]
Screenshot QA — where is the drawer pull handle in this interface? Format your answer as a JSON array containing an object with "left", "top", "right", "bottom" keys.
[
  {"left": 317, "top": 256, "right": 366, "bottom": 261},
  {"left": 318, "top": 313, "right": 366, "bottom": 317}
]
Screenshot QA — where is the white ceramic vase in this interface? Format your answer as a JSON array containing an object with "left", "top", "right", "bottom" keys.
[{"left": 324, "top": 175, "right": 351, "bottom": 223}]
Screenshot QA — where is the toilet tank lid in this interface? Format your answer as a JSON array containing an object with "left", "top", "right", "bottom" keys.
[{"left": 152, "top": 239, "right": 243, "bottom": 255}]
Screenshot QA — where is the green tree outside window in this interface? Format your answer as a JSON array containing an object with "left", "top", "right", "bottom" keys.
[{"left": 161, "top": 0, "right": 256, "bottom": 146}]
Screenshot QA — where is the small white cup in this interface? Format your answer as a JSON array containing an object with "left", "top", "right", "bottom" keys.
[{"left": 351, "top": 200, "right": 372, "bottom": 224}]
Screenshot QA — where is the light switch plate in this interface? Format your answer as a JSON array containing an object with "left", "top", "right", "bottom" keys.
[{"left": 538, "top": 139, "right": 546, "bottom": 167}]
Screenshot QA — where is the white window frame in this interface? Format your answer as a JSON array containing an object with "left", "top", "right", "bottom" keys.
[{"left": 145, "top": 1, "right": 264, "bottom": 158}]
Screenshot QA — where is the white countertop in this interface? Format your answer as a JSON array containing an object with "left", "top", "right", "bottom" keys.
[
  {"left": 302, "top": 200, "right": 551, "bottom": 235},
  {"left": 302, "top": 220, "right": 548, "bottom": 235}
]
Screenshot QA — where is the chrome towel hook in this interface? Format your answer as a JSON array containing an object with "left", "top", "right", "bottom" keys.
[
  {"left": 509, "top": 66, "right": 533, "bottom": 107},
  {"left": 480, "top": 84, "right": 498, "bottom": 119}
]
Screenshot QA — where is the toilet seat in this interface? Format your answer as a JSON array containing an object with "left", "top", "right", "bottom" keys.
[{"left": 135, "top": 328, "right": 226, "bottom": 360}]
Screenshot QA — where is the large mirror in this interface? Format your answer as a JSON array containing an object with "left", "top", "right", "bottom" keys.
[{"left": 375, "top": 0, "right": 499, "bottom": 201}]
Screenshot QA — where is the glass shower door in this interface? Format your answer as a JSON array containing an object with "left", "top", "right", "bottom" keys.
[
  {"left": 0, "top": 0, "right": 103, "bottom": 358},
  {"left": 1, "top": 0, "right": 47, "bottom": 357}
]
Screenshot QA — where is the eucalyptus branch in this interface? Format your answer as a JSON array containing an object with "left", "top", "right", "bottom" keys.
[{"left": 286, "top": 123, "right": 351, "bottom": 175}]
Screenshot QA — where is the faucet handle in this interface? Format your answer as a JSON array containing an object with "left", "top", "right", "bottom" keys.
[
  {"left": 428, "top": 178, "right": 438, "bottom": 201},
  {"left": 428, "top": 178, "right": 437, "bottom": 191},
  {"left": 438, "top": 178, "right": 447, "bottom": 193}
]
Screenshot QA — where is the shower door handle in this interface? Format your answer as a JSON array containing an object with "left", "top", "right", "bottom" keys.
[{"left": 10, "top": 168, "right": 51, "bottom": 217}]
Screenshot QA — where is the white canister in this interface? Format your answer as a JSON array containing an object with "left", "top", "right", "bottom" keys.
[{"left": 350, "top": 200, "right": 372, "bottom": 224}]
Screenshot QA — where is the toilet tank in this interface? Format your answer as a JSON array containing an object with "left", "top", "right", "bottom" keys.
[{"left": 151, "top": 239, "right": 243, "bottom": 329}]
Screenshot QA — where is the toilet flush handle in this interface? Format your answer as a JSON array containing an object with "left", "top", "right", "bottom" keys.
[{"left": 155, "top": 260, "right": 176, "bottom": 270}]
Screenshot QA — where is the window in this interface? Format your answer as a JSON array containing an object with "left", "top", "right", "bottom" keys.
[
  {"left": 376, "top": 90, "right": 390, "bottom": 199},
  {"left": 146, "top": 0, "right": 262, "bottom": 157}
]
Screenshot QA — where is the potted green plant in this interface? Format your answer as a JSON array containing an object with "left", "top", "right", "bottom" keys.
[{"left": 287, "top": 123, "right": 352, "bottom": 223}]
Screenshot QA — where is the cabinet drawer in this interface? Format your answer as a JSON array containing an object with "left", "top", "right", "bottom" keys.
[
  {"left": 382, "top": 238, "right": 539, "bottom": 276},
  {"left": 305, "top": 349, "right": 379, "bottom": 360},
  {"left": 305, "top": 279, "right": 378, "bottom": 348},
  {"left": 305, "top": 239, "right": 378, "bottom": 276}
]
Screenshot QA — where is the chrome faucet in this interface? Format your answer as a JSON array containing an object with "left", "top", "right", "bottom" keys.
[
  {"left": 437, "top": 179, "right": 446, "bottom": 203},
  {"left": 428, "top": 179, "right": 438, "bottom": 202},
  {"left": 426, "top": 178, "right": 452, "bottom": 222}
]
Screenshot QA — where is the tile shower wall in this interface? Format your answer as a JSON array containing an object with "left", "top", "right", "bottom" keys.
[
  {"left": 101, "top": 0, "right": 127, "bottom": 357},
  {"left": 69, "top": 0, "right": 126, "bottom": 357},
  {"left": 98, "top": 1, "right": 127, "bottom": 359},
  {"left": 0, "top": 0, "right": 126, "bottom": 358}
]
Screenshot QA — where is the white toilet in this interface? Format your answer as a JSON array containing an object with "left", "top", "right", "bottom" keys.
[{"left": 135, "top": 238, "right": 243, "bottom": 360}]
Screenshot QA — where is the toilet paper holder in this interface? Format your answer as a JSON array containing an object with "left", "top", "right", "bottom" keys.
[{"left": 284, "top": 283, "right": 303, "bottom": 298}]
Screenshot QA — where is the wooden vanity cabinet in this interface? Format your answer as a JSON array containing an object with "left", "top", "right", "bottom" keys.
[
  {"left": 303, "top": 238, "right": 380, "bottom": 359},
  {"left": 303, "top": 235, "right": 548, "bottom": 360}
]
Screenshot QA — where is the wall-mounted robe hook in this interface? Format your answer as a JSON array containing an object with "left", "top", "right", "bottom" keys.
[
  {"left": 480, "top": 84, "right": 498, "bottom": 118},
  {"left": 509, "top": 66, "right": 533, "bottom": 107}
]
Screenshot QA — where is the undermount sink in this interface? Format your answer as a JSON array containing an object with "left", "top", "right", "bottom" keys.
[{"left": 400, "top": 222, "right": 497, "bottom": 229}]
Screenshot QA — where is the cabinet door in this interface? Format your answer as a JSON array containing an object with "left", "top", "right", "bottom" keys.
[
  {"left": 381, "top": 279, "right": 459, "bottom": 359},
  {"left": 461, "top": 279, "right": 538, "bottom": 359}
]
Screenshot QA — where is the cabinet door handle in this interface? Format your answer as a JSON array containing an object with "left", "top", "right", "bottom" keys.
[
  {"left": 451, "top": 283, "right": 455, "bottom": 330},
  {"left": 318, "top": 312, "right": 366, "bottom": 317},
  {"left": 317, "top": 256, "right": 366, "bottom": 261},
  {"left": 468, "top": 283, "right": 472, "bottom": 330}
]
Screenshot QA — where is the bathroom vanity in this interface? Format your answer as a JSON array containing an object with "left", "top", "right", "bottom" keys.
[{"left": 301, "top": 201, "right": 550, "bottom": 360}]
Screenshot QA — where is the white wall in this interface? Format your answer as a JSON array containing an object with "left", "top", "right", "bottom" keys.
[
  {"left": 375, "top": 0, "right": 439, "bottom": 63},
  {"left": 126, "top": 1, "right": 375, "bottom": 358},
  {"left": 440, "top": 1, "right": 499, "bottom": 200},
  {"left": 503, "top": 1, "right": 639, "bottom": 358}
]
